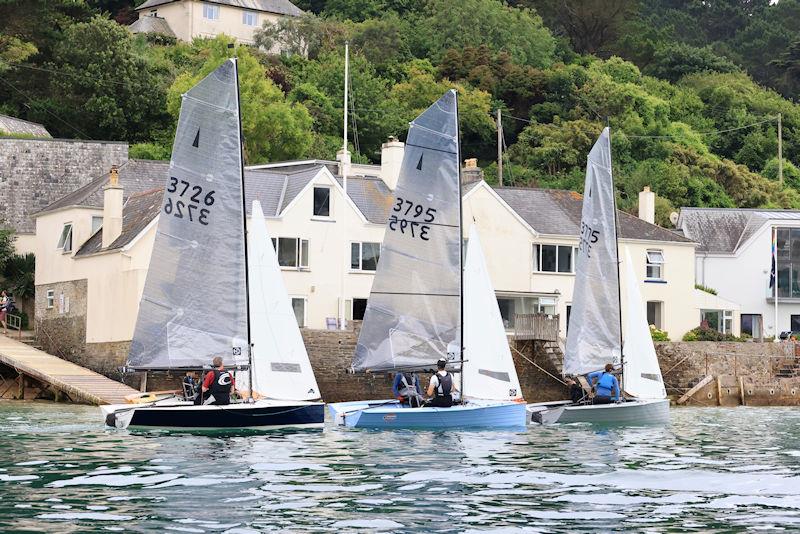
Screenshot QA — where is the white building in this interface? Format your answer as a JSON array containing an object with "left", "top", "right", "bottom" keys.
[{"left": 679, "top": 207, "right": 800, "bottom": 339}]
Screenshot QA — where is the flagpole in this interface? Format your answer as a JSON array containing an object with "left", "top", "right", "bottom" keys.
[{"left": 774, "top": 226, "right": 779, "bottom": 342}]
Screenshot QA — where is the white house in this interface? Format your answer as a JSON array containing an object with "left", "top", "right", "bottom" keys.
[{"left": 678, "top": 207, "right": 800, "bottom": 339}]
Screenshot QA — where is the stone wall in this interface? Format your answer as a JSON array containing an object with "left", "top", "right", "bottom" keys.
[
  {"left": 0, "top": 137, "right": 127, "bottom": 233},
  {"left": 35, "top": 279, "right": 87, "bottom": 364}
]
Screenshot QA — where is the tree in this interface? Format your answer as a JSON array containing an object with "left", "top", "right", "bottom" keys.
[
  {"left": 0, "top": 228, "right": 14, "bottom": 272},
  {"left": 2, "top": 253, "right": 34, "bottom": 302},
  {"left": 645, "top": 43, "right": 738, "bottom": 83},
  {"left": 167, "top": 38, "right": 313, "bottom": 163},
  {"left": 254, "top": 13, "right": 348, "bottom": 60}
]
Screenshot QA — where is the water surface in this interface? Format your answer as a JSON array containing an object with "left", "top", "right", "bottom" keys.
[{"left": 1, "top": 402, "right": 799, "bottom": 532}]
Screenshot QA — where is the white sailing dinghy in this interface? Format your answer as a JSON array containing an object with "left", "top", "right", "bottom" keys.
[
  {"left": 328, "top": 90, "right": 526, "bottom": 429},
  {"left": 101, "top": 59, "right": 323, "bottom": 430},
  {"left": 527, "top": 128, "right": 669, "bottom": 425}
]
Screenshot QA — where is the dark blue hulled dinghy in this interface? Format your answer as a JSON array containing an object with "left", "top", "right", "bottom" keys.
[
  {"left": 527, "top": 129, "right": 669, "bottom": 425},
  {"left": 328, "top": 91, "right": 526, "bottom": 429},
  {"left": 101, "top": 60, "right": 323, "bottom": 430}
]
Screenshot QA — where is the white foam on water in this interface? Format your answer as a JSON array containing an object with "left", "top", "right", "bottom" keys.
[
  {"left": 332, "top": 519, "right": 404, "bottom": 530},
  {"left": 37, "top": 512, "right": 134, "bottom": 521},
  {"left": 0, "top": 474, "right": 38, "bottom": 482}
]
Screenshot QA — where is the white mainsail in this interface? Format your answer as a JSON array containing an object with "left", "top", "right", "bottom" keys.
[
  {"left": 622, "top": 247, "right": 667, "bottom": 399},
  {"left": 128, "top": 59, "right": 248, "bottom": 370},
  {"left": 462, "top": 225, "right": 523, "bottom": 401},
  {"left": 352, "top": 90, "right": 461, "bottom": 372},
  {"left": 240, "top": 201, "right": 321, "bottom": 400},
  {"left": 564, "top": 127, "right": 621, "bottom": 375}
]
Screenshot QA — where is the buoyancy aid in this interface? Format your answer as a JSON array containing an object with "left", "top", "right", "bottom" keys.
[
  {"left": 596, "top": 372, "right": 615, "bottom": 395},
  {"left": 209, "top": 369, "right": 233, "bottom": 405},
  {"left": 399, "top": 373, "right": 419, "bottom": 397},
  {"left": 434, "top": 371, "right": 453, "bottom": 397}
]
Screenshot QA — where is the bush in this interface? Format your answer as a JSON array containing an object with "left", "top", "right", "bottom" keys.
[
  {"left": 650, "top": 324, "right": 670, "bottom": 341},
  {"left": 682, "top": 324, "right": 739, "bottom": 341}
]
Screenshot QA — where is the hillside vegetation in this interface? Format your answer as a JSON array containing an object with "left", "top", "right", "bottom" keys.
[{"left": 1, "top": 0, "right": 799, "bottom": 224}]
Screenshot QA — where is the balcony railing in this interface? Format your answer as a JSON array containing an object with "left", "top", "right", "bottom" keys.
[{"left": 513, "top": 313, "right": 560, "bottom": 342}]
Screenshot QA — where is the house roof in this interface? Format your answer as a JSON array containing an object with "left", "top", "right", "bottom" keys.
[
  {"left": 75, "top": 189, "right": 163, "bottom": 257},
  {"left": 0, "top": 114, "right": 51, "bottom": 138},
  {"left": 136, "top": 0, "right": 303, "bottom": 16},
  {"left": 128, "top": 15, "right": 176, "bottom": 37},
  {"left": 678, "top": 207, "right": 800, "bottom": 254},
  {"left": 495, "top": 187, "right": 693, "bottom": 244}
]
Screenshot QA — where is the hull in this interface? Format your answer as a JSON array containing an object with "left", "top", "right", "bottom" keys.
[
  {"left": 527, "top": 398, "right": 670, "bottom": 425},
  {"left": 101, "top": 399, "right": 324, "bottom": 430},
  {"left": 328, "top": 399, "right": 527, "bottom": 429}
]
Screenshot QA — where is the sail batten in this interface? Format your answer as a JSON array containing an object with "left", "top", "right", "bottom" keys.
[
  {"left": 127, "top": 59, "right": 249, "bottom": 370},
  {"left": 563, "top": 128, "right": 622, "bottom": 375},
  {"left": 353, "top": 90, "right": 461, "bottom": 373}
]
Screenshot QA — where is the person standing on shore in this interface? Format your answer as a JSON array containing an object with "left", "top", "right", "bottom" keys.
[{"left": 0, "top": 290, "right": 9, "bottom": 335}]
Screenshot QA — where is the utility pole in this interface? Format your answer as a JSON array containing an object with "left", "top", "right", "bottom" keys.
[
  {"left": 778, "top": 113, "right": 783, "bottom": 185},
  {"left": 496, "top": 108, "right": 503, "bottom": 187}
]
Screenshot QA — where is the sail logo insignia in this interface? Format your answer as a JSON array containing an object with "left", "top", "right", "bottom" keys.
[
  {"left": 232, "top": 347, "right": 242, "bottom": 356},
  {"left": 383, "top": 414, "right": 397, "bottom": 422}
]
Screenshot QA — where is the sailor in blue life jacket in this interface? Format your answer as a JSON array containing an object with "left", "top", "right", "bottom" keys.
[
  {"left": 183, "top": 371, "right": 199, "bottom": 401},
  {"left": 196, "top": 356, "right": 238, "bottom": 405},
  {"left": 587, "top": 363, "right": 620, "bottom": 404},
  {"left": 393, "top": 372, "right": 423, "bottom": 407},
  {"left": 425, "top": 358, "right": 459, "bottom": 408}
]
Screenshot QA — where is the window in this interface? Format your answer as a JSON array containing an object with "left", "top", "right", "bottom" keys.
[
  {"left": 774, "top": 228, "right": 800, "bottom": 298},
  {"left": 352, "top": 298, "right": 368, "bottom": 320},
  {"left": 701, "top": 309, "right": 733, "bottom": 334},
  {"left": 741, "top": 314, "right": 762, "bottom": 338},
  {"left": 533, "top": 244, "right": 576, "bottom": 273},
  {"left": 313, "top": 186, "right": 330, "bottom": 217},
  {"left": 291, "top": 297, "right": 306, "bottom": 327},
  {"left": 792, "top": 315, "right": 800, "bottom": 332},
  {"left": 46, "top": 289, "right": 54, "bottom": 309},
  {"left": 203, "top": 3, "right": 219, "bottom": 19},
  {"left": 57, "top": 223, "right": 73, "bottom": 252},
  {"left": 647, "top": 301, "right": 663, "bottom": 329},
  {"left": 91, "top": 216, "right": 103, "bottom": 235},
  {"left": 646, "top": 250, "right": 665, "bottom": 280},
  {"left": 351, "top": 242, "right": 380, "bottom": 271},
  {"left": 496, "top": 295, "right": 553, "bottom": 330},
  {"left": 274, "top": 237, "right": 309, "bottom": 269},
  {"left": 242, "top": 11, "right": 257, "bottom": 26}
]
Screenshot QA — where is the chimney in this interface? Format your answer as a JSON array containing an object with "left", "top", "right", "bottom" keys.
[
  {"left": 462, "top": 158, "right": 484, "bottom": 184},
  {"left": 379, "top": 136, "right": 404, "bottom": 190},
  {"left": 336, "top": 148, "right": 351, "bottom": 180},
  {"left": 102, "top": 165, "right": 123, "bottom": 248},
  {"left": 639, "top": 186, "right": 655, "bottom": 224}
]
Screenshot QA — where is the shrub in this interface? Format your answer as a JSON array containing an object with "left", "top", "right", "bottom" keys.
[
  {"left": 682, "top": 324, "right": 739, "bottom": 342},
  {"left": 650, "top": 324, "right": 670, "bottom": 341},
  {"left": 694, "top": 283, "right": 718, "bottom": 295}
]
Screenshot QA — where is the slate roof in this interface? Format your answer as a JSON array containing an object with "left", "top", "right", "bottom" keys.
[
  {"left": 0, "top": 115, "right": 51, "bottom": 138},
  {"left": 128, "top": 15, "right": 176, "bottom": 37},
  {"left": 495, "top": 187, "right": 693, "bottom": 243},
  {"left": 678, "top": 207, "right": 800, "bottom": 254},
  {"left": 76, "top": 189, "right": 163, "bottom": 257},
  {"left": 136, "top": 0, "right": 302, "bottom": 16}
]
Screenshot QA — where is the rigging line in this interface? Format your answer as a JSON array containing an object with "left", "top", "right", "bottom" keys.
[
  {"left": 0, "top": 75, "right": 92, "bottom": 140},
  {"left": 6, "top": 62, "right": 132, "bottom": 88},
  {"left": 348, "top": 74, "right": 360, "bottom": 156}
]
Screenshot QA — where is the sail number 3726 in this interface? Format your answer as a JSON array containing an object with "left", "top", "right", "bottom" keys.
[
  {"left": 164, "top": 177, "right": 215, "bottom": 225},
  {"left": 389, "top": 197, "right": 436, "bottom": 241}
]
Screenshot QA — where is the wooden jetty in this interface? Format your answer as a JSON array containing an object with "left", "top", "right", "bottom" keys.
[{"left": 0, "top": 334, "right": 138, "bottom": 405}]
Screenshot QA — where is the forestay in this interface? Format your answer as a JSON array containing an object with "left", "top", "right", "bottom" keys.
[
  {"left": 128, "top": 59, "right": 249, "bottom": 370},
  {"left": 353, "top": 90, "right": 461, "bottom": 373},
  {"left": 239, "top": 201, "right": 321, "bottom": 400},
  {"left": 564, "top": 127, "right": 621, "bottom": 375},
  {"left": 462, "top": 225, "right": 523, "bottom": 401},
  {"left": 622, "top": 247, "right": 667, "bottom": 399}
]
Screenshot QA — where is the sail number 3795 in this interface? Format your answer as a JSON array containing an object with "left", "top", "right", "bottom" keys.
[
  {"left": 164, "top": 177, "right": 215, "bottom": 225},
  {"left": 389, "top": 197, "right": 436, "bottom": 241}
]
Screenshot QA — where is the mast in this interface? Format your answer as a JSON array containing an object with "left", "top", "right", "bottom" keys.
[
  {"left": 606, "top": 119, "right": 624, "bottom": 375},
  {"left": 455, "top": 90, "right": 465, "bottom": 396},
  {"left": 339, "top": 41, "right": 349, "bottom": 331},
  {"left": 233, "top": 56, "right": 254, "bottom": 398}
]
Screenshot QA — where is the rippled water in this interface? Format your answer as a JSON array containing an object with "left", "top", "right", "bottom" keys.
[{"left": 1, "top": 403, "right": 799, "bottom": 532}]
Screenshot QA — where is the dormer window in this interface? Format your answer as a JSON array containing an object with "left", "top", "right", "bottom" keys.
[
  {"left": 57, "top": 223, "right": 73, "bottom": 253},
  {"left": 313, "top": 186, "right": 330, "bottom": 217}
]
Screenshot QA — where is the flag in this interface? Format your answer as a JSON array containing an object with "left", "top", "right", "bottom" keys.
[{"left": 770, "top": 227, "right": 777, "bottom": 289}]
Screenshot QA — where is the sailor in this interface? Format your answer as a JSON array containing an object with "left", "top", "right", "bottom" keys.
[
  {"left": 587, "top": 363, "right": 620, "bottom": 404},
  {"left": 392, "top": 372, "right": 423, "bottom": 407},
  {"left": 425, "top": 358, "right": 458, "bottom": 408},
  {"left": 566, "top": 376, "right": 584, "bottom": 403},
  {"left": 183, "top": 371, "right": 198, "bottom": 400},
  {"left": 198, "top": 356, "right": 237, "bottom": 405}
]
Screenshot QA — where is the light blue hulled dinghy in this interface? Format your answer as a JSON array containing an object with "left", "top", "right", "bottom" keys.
[{"left": 328, "top": 91, "right": 526, "bottom": 429}]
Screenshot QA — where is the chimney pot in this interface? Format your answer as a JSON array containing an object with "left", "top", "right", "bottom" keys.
[
  {"left": 380, "top": 137, "right": 404, "bottom": 190},
  {"left": 465, "top": 158, "right": 478, "bottom": 169},
  {"left": 462, "top": 158, "right": 484, "bottom": 184},
  {"left": 638, "top": 186, "right": 656, "bottom": 225},
  {"left": 102, "top": 166, "right": 124, "bottom": 248}
]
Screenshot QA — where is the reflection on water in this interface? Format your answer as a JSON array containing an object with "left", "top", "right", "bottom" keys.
[{"left": 0, "top": 402, "right": 799, "bottom": 532}]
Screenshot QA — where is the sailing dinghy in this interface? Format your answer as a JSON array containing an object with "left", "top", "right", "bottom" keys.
[
  {"left": 527, "top": 128, "right": 669, "bottom": 425},
  {"left": 328, "top": 91, "right": 526, "bottom": 429},
  {"left": 101, "top": 59, "right": 323, "bottom": 430}
]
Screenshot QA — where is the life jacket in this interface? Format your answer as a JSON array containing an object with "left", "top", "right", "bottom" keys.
[
  {"left": 596, "top": 372, "right": 615, "bottom": 394},
  {"left": 209, "top": 369, "right": 233, "bottom": 404},
  {"left": 434, "top": 371, "right": 453, "bottom": 397},
  {"left": 398, "top": 373, "right": 419, "bottom": 398}
]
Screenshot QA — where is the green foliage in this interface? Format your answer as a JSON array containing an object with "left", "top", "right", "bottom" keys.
[
  {"left": 645, "top": 43, "right": 739, "bottom": 83},
  {"left": 2, "top": 253, "right": 34, "bottom": 301},
  {"left": 682, "top": 325, "right": 740, "bottom": 342},
  {"left": 649, "top": 324, "right": 669, "bottom": 342},
  {"left": 694, "top": 284, "right": 718, "bottom": 295},
  {"left": 0, "top": 228, "right": 14, "bottom": 272},
  {"left": 130, "top": 142, "right": 171, "bottom": 161}
]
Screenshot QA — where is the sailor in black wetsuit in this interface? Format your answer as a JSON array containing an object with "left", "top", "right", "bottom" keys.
[
  {"left": 425, "top": 358, "right": 458, "bottom": 408},
  {"left": 197, "top": 356, "right": 237, "bottom": 405}
]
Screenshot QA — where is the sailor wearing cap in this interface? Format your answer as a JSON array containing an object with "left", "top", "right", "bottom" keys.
[{"left": 425, "top": 358, "right": 458, "bottom": 408}]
